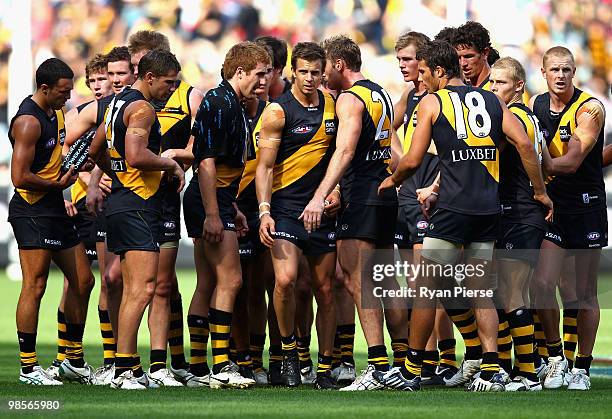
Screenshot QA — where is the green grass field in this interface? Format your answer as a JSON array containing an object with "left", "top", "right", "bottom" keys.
[{"left": 0, "top": 269, "right": 611, "bottom": 418}]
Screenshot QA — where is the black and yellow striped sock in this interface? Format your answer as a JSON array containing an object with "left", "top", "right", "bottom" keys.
[
  {"left": 507, "top": 307, "right": 537, "bottom": 381},
  {"left": 18, "top": 331, "right": 38, "bottom": 374},
  {"left": 497, "top": 309, "right": 513, "bottom": 372},
  {"left": 132, "top": 353, "right": 144, "bottom": 378},
  {"left": 338, "top": 324, "right": 355, "bottom": 366},
  {"left": 446, "top": 308, "right": 482, "bottom": 359},
  {"left": 332, "top": 329, "right": 341, "bottom": 369},
  {"left": 400, "top": 348, "right": 422, "bottom": 379},
  {"left": 237, "top": 351, "right": 253, "bottom": 370},
  {"left": 562, "top": 307, "right": 578, "bottom": 370},
  {"left": 422, "top": 350, "right": 439, "bottom": 377},
  {"left": 547, "top": 339, "right": 563, "bottom": 359},
  {"left": 188, "top": 314, "right": 210, "bottom": 376},
  {"left": 169, "top": 297, "right": 188, "bottom": 370},
  {"left": 65, "top": 323, "right": 85, "bottom": 368},
  {"left": 55, "top": 309, "right": 67, "bottom": 363},
  {"left": 438, "top": 339, "right": 457, "bottom": 369},
  {"left": 317, "top": 353, "right": 332, "bottom": 375},
  {"left": 575, "top": 353, "right": 593, "bottom": 375},
  {"left": 229, "top": 337, "right": 238, "bottom": 363},
  {"left": 149, "top": 349, "right": 167, "bottom": 374},
  {"left": 532, "top": 310, "right": 549, "bottom": 362},
  {"left": 391, "top": 338, "right": 409, "bottom": 367},
  {"left": 114, "top": 353, "right": 134, "bottom": 378},
  {"left": 209, "top": 308, "right": 232, "bottom": 374},
  {"left": 296, "top": 335, "right": 312, "bottom": 370},
  {"left": 249, "top": 334, "right": 266, "bottom": 372},
  {"left": 269, "top": 344, "right": 283, "bottom": 368},
  {"left": 98, "top": 308, "right": 115, "bottom": 365},
  {"left": 479, "top": 352, "right": 500, "bottom": 381},
  {"left": 367, "top": 345, "right": 389, "bottom": 371},
  {"left": 281, "top": 334, "right": 297, "bottom": 354}
]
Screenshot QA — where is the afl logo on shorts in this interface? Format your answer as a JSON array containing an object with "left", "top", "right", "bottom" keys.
[
  {"left": 45, "top": 138, "right": 57, "bottom": 149},
  {"left": 328, "top": 232, "right": 336, "bottom": 240},
  {"left": 164, "top": 221, "right": 176, "bottom": 229},
  {"left": 292, "top": 125, "right": 313, "bottom": 135},
  {"left": 587, "top": 232, "right": 600, "bottom": 241},
  {"left": 325, "top": 120, "right": 337, "bottom": 135},
  {"left": 417, "top": 220, "right": 428, "bottom": 230}
]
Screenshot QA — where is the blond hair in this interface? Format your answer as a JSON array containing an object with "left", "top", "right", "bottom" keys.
[
  {"left": 491, "top": 56, "right": 526, "bottom": 84},
  {"left": 542, "top": 46, "right": 575, "bottom": 68}
]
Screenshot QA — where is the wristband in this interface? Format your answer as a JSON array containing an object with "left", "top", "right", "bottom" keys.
[
  {"left": 431, "top": 191, "right": 439, "bottom": 196},
  {"left": 259, "top": 202, "right": 270, "bottom": 210},
  {"left": 259, "top": 211, "right": 270, "bottom": 219}
]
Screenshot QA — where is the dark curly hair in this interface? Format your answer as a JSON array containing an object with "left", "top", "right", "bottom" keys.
[
  {"left": 434, "top": 27, "right": 457, "bottom": 43},
  {"left": 452, "top": 21, "right": 491, "bottom": 53},
  {"left": 416, "top": 40, "right": 461, "bottom": 80}
]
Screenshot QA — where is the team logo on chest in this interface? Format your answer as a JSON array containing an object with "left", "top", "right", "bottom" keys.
[{"left": 292, "top": 125, "right": 313, "bottom": 135}]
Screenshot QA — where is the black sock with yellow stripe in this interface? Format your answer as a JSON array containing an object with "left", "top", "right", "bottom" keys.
[
  {"left": 114, "top": 353, "right": 134, "bottom": 378},
  {"left": 562, "top": 306, "right": 578, "bottom": 370},
  {"left": 532, "top": 310, "right": 548, "bottom": 362},
  {"left": 55, "top": 309, "right": 67, "bottom": 363},
  {"left": 296, "top": 335, "right": 313, "bottom": 370},
  {"left": 209, "top": 308, "right": 232, "bottom": 374},
  {"left": 188, "top": 314, "right": 209, "bottom": 376},
  {"left": 497, "top": 309, "right": 513, "bottom": 372},
  {"left": 132, "top": 353, "right": 144, "bottom": 378},
  {"left": 446, "top": 308, "right": 482, "bottom": 359},
  {"left": 400, "top": 348, "right": 422, "bottom": 379},
  {"left": 391, "top": 339, "right": 409, "bottom": 368},
  {"left": 237, "top": 351, "right": 253, "bottom": 370},
  {"left": 547, "top": 339, "right": 563, "bottom": 359},
  {"left": 575, "top": 353, "right": 593, "bottom": 375},
  {"left": 332, "top": 329, "right": 341, "bottom": 369},
  {"left": 269, "top": 344, "right": 283, "bottom": 368},
  {"left": 367, "top": 345, "right": 389, "bottom": 371},
  {"left": 249, "top": 334, "right": 265, "bottom": 372},
  {"left": 169, "top": 297, "right": 188, "bottom": 370},
  {"left": 98, "top": 307, "right": 115, "bottom": 365},
  {"left": 479, "top": 352, "right": 500, "bottom": 381},
  {"left": 65, "top": 323, "right": 85, "bottom": 368},
  {"left": 422, "top": 350, "right": 439, "bottom": 377},
  {"left": 18, "top": 331, "right": 38, "bottom": 374},
  {"left": 281, "top": 334, "right": 297, "bottom": 354},
  {"left": 507, "top": 307, "right": 537, "bottom": 381},
  {"left": 149, "top": 349, "right": 167, "bottom": 374},
  {"left": 317, "top": 353, "right": 332, "bottom": 375},
  {"left": 338, "top": 324, "right": 355, "bottom": 366},
  {"left": 229, "top": 337, "right": 238, "bottom": 363},
  {"left": 438, "top": 339, "right": 458, "bottom": 369}
]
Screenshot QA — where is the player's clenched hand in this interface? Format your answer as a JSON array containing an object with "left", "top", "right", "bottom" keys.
[
  {"left": 234, "top": 207, "right": 249, "bottom": 238},
  {"left": 416, "top": 184, "right": 436, "bottom": 204},
  {"left": 378, "top": 175, "right": 396, "bottom": 195},
  {"left": 299, "top": 198, "right": 325, "bottom": 233},
  {"left": 323, "top": 190, "right": 341, "bottom": 217},
  {"left": 203, "top": 215, "right": 224, "bottom": 243},
  {"left": 58, "top": 165, "right": 78, "bottom": 189},
  {"left": 534, "top": 193, "right": 554, "bottom": 222},
  {"left": 420, "top": 193, "right": 438, "bottom": 219},
  {"left": 259, "top": 214, "right": 276, "bottom": 248},
  {"left": 99, "top": 174, "right": 112, "bottom": 196},
  {"left": 86, "top": 185, "right": 105, "bottom": 215},
  {"left": 64, "top": 199, "right": 78, "bottom": 217},
  {"left": 169, "top": 161, "right": 185, "bottom": 193}
]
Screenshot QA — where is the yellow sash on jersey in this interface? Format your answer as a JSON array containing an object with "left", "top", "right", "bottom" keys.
[
  {"left": 17, "top": 110, "right": 65, "bottom": 204},
  {"left": 547, "top": 91, "right": 594, "bottom": 158},
  {"left": 436, "top": 89, "right": 499, "bottom": 181},
  {"left": 157, "top": 81, "right": 191, "bottom": 135},
  {"left": 272, "top": 93, "right": 336, "bottom": 192}
]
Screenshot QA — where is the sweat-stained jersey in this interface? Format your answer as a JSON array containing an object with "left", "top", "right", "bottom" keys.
[
  {"left": 432, "top": 85, "right": 504, "bottom": 215},
  {"left": 339, "top": 79, "right": 397, "bottom": 205},
  {"left": 500, "top": 102, "right": 546, "bottom": 229},
  {"left": 271, "top": 90, "right": 337, "bottom": 218},
  {"left": 533, "top": 88, "right": 605, "bottom": 214},
  {"left": 8, "top": 96, "right": 66, "bottom": 219},
  {"left": 104, "top": 87, "right": 163, "bottom": 215}
]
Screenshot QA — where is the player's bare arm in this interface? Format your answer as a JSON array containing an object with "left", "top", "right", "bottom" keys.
[
  {"left": 301, "top": 93, "right": 362, "bottom": 230},
  {"left": 546, "top": 100, "right": 605, "bottom": 175},
  {"left": 11, "top": 115, "right": 76, "bottom": 190},
  {"left": 255, "top": 103, "right": 284, "bottom": 247},
  {"left": 392, "top": 88, "right": 410, "bottom": 130},
  {"left": 64, "top": 99, "right": 99, "bottom": 147},
  {"left": 603, "top": 144, "right": 612, "bottom": 167},
  {"left": 379, "top": 93, "right": 436, "bottom": 193}
]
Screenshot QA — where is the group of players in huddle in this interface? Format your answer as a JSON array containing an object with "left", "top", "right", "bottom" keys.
[{"left": 8, "top": 21, "right": 608, "bottom": 393}]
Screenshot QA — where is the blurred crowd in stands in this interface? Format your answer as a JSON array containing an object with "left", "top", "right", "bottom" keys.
[{"left": 0, "top": 0, "right": 610, "bottom": 173}]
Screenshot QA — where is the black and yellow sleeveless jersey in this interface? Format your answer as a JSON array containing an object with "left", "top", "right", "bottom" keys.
[
  {"left": 340, "top": 79, "right": 396, "bottom": 205},
  {"left": 533, "top": 88, "right": 605, "bottom": 214},
  {"left": 151, "top": 80, "right": 193, "bottom": 220},
  {"left": 398, "top": 88, "right": 438, "bottom": 206},
  {"left": 500, "top": 103, "right": 546, "bottom": 229},
  {"left": 8, "top": 96, "right": 66, "bottom": 219},
  {"left": 104, "top": 87, "right": 163, "bottom": 215},
  {"left": 478, "top": 76, "right": 492, "bottom": 91},
  {"left": 270, "top": 89, "right": 337, "bottom": 217},
  {"left": 237, "top": 99, "right": 267, "bottom": 213},
  {"left": 432, "top": 85, "right": 503, "bottom": 215}
]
